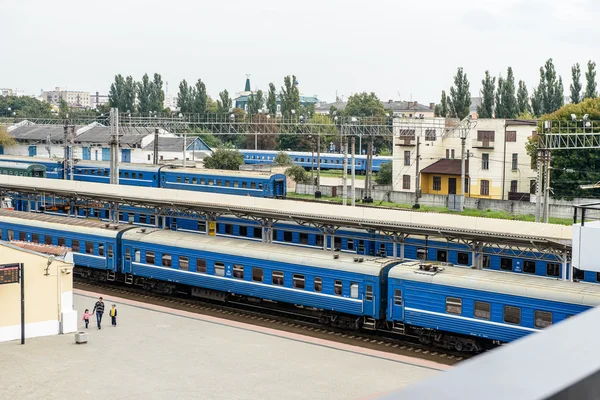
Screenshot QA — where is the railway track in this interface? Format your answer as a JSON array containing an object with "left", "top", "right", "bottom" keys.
[{"left": 74, "top": 278, "right": 470, "bottom": 367}]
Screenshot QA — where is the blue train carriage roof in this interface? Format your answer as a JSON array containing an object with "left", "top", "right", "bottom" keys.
[
  {"left": 122, "top": 228, "right": 398, "bottom": 276},
  {"left": 0, "top": 209, "right": 131, "bottom": 238},
  {"left": 389, "top": 261, "right": 600, "bottom": 307},
  {"left": 0, "top": 162, "right": 47, "bottom": 170},
  {"left": 165, "top": 167, "right": 285, "bottom": 180},
  {"left": 75, "top": 160, "right": 162, "bottom": 173},
  {"left": 0, "top": 154, "right": 63, "bottom": 165},
  {"left": 239, "top": 149, "right": 392, "bottom": 161}
]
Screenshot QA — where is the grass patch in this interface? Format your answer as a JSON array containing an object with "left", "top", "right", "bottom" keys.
[
  {"left": 315, "top": 170, "right": 366, "bottom": 180},
  {"left": 286, "top": 193, "right": 573, "bottom": 225}
]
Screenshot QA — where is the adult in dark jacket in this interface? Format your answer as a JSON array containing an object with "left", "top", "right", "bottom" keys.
[{"left": 92, "top": 297, "right": 105, "bottom": 329}]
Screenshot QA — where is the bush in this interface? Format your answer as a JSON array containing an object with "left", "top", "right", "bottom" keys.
[
  {"left": 274, "top": 151, "right": 293, "bottom": 165},
  {"left": 285, "top": 165, "right": 312, "bottom": 183},
  {"left": 203, "top": 149, "right": 244, "bottom": 170},
  {"left": 375, "top": 162, "right": 392, "bottom": 185}
]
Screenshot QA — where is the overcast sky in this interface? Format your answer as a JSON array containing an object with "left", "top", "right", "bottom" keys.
[{"left": 3, "top": 0, "right": 599, "bottom": 104}]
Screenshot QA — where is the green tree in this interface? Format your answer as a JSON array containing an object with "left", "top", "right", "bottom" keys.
[
  {"left": 437, "top": 90, "right": 449, "bottom": 117},
  {"left": 0, "top": 95, "right": 52, "bottom": 117},
  {"left": 123, "top": 75, "right": 137, "bottom": 113},
  {"left": 343, "top": 92, "right": 386, "bottom": 117},
  {"left": 203, "top": 148, "right": 244, "bottom": 170},
  {"left": 149, "top": 73, "right": 165, "bottom": 112},
  {"left": 495, "top": 67, "right": 518, "bottom": 118},
  {"left": 0, "top": 126, "right": 15, "bottom": 147},
  {"left": 58, "top": 98, "right": 69, "bottom": 119},
  {"left": 177, "top": 79, "right": 193, "bottom": 114},
  {"left": 267, "top": 83, "right": 278, "bottom": 115},
  {"left": 192, "top": 79, "right": 208, "bottom": 115},
  {"left": 108, "top": 74, "right": 126, "bottom": 111},
  {"left": 280, "top": 75, "right": 300, "bottom": 118},
  {"left": 217, "top": 89, "right": 232, "bottom": 114},
  {"left": 285, "top": 165, "right": 311, "bottom": 184},
  {"left": 517, "top": 80, "right": 531, "bottom": 114},
  {"left": 137, "top": 73, "right": 152, "bottom": 114},
  {"left": 477, "top": 70, "right": 495, "bottom": 118},
  {"left": 570, "top": 63, "right": 582, "bottom": 104},
  {"left": 531, "top": 59, "right": 563, "bottom": 116},
  {"left": 494, "top": 77, "right": 504, "bottom": 118},
  {"left": 448, "top": 67, "right": 471, "bottom": 119},
  {"left": 274, "top": 151, "right": 293, "bottom": 165},
  {"left": 247, "top": 89, "right": 265, "bottom": 115},
  {"left": 585, "top": 60, "right": 597, "bottom": 99},
  {"left": 375, "top": 162, "right": 392, "bottom": 185}
]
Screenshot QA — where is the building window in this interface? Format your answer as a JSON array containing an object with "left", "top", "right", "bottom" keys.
[
  {"left": 196, "top": 259, "right": 207, "bottom": 273},
  {"left": 293, "top": 274, "right": 305, "bottom": 289},
  {"left": 404, "top": 151, "right": 411, "bottom": 166},
  {"left": 446, "top": 149, "right": 450, "bottom": 159},
  {"left": 214, "top": 262, "right": 225, "bottom": 277},
  {"left": 252, "top": 268, "right": 263, "bottom": 282},
  {"left": 523, "top": 260, "right": 536, "bottom": 274},
  {"left": 334, "top": 280, "right": 343, "bottom": 296},
  {"left": 510, "top": 180, "right": 518, "bottom": 193},
  {"left": 433, "top": 176, "right": 442, "bottom": 191},
  {"left": 480, "top": 180, "right": 490, "bottom": 195},
  {"left": 446, "top": 297, "right": 462, "bottom": 315},
  {"left": 272, "top": 271, "right": 284, "bottom": 285},
  {"left": 530, "top": 180, "right": 537, "bottom": 194},
  {"left": 547, "top": 262, "right": 560, "bottom": 277},
  {"left": 506, "top": 131, "right": 517, "bottom": 142},
  {"left": 534, "top": 310, "right": 552, "bottom": 328},
  {"left": 451, "top": 149, "right": 455, "bottom": 159},
  {"left": 482, "top": 153, "right": 489, "bottom": 170},
  {"left": 512, "top": 153, "right": 518, "bottom": 170},
  {"left": 424, "top": 129, "right": 436, "bottom": 141},
  {"left": 464, "top": 177, "right": 469, "bottom": 193},
  {"left": 162, "top": 254, "right": 172, "bottom": 267},
  {"left": 402, "top": 175, "right": 410, "bottom": 190},
  {"left": 314, "top": 277, "right": 322, "bottom": 292},
  {"left": 474, "top": 301, "right": 491, "bottom": 320},
  {"left": 477, "top": 130, "right": 495, "bottom": 142},
  {"left": 233, "top": 265, "right": 244, "bottom": 279},
  {"left": 503, "top": 306, "right": 521, "bottom": 325}
]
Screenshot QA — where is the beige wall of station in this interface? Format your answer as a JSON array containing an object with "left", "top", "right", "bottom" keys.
[{"left": 0, "top": 243, "right": 76, "bottom": 342}]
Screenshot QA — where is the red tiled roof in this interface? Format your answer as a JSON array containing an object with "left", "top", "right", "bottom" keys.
[
  {"left": 7, "top": 241, "right": 71, "bottom": 256},
  {"left": 420, "top": 159, "right": 469, "bottom": 175}
]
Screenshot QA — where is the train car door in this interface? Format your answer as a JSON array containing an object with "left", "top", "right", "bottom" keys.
[
  {"left": 392, "top": 288, "right": 404, "bottom": 320},
  {"left": 363, "top": 281, "right": 376, "bottom": 317},
  {"left": 123, "top": 246, "right": 132, "bottom": 273},
  {"left": 274, "top": 179, "right": 285, "bottom": 198}
]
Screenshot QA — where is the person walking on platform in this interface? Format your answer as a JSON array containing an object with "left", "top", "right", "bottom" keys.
[
  {"left": 82, "top": 309, "right": 93, "bottom": 329},
  {"left": 110, "top": 304, "right": 118, "bottom": 327},
  {"left": 92, "top": 297, "right": 105, "bottom": 329}
]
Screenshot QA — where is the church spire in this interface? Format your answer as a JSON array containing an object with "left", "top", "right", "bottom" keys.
[{"left": 244, "top": 74, "right": 251, "bottom": 92}]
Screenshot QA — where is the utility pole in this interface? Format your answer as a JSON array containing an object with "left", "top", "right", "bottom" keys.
[
  {"left": 182, "top": 128, "right": 187, "bottom": 168},
  {"left": 153, "top": 128, "right": 159, "bottom": 165},
  {"left": 414, "top": 135, "right": 421, "bottom": 208},
  {"left": 543, "top": 152, "right": 552, "bottom": 223},
  {"left": 69, "top": 125, "right": 75, "bottom": 181},
  {"left": 351, "top": 136, "right": 356, "bottom": 206},
  {"left": 316, "top": 133, "right": 321, "bottom": 195},
  {"left": 109, "top": 108, "right": 120, "bottom": 185},
  {"left": 460, "top": 133, "right": 466, "bottom": 211},
  {"left": 535, "top": 149, "right": 544, "bottom": 222},
  {"left": 342, "top": 133, "right": 348, "bottom": 206},
  {"left": 364, "top": 136, "right": 374, "bottom": 202}
]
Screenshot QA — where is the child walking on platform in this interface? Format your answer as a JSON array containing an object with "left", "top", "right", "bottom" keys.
[{"left": 82, "top": 309, "right": 92, "bottom": 329}]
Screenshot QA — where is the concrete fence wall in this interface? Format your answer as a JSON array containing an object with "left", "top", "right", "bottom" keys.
[{"left": 295, "top": 184, "right": 600, "bottom": 220}]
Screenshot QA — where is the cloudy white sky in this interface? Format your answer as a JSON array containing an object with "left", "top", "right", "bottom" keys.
[{"left": 2, "top": 0, "right": 599, "bottom": 104}]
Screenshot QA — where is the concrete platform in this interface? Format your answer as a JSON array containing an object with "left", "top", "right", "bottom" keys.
[{"left": 0, "top": 290, "right": 445, "bottom": 400}]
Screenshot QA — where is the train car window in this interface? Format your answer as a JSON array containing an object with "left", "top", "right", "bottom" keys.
[
  {"left": 574, "top": 268, "right": 585, "bottom": 280},
  {"left": 446, "top": 297, "right": 462, "bottom": 315},
  {"left": 18, "top": 231, "right": 26, "bottom": 241},
  {"left": 324, "top": 159, "right": 328, "bottom": 163},
  {"left": 596, "top": 272, "right": 600, "bottom": 283},
  {"left": 252, "top": 268, "right": 263, "bottom": 282},
  {"left": 44, "top": 235, "right": 53, "bottom": 245},
  {"left": 482, "top": 255, "right": 491, "bottom": 269},
  {"left": 258, "top": 183, "right": 263, "bottom": 189},
  {"left": 251, "top": 182, "right": 256, "bottom": 189},
  {"left": 314, "top": 277, "right": 322, "bottom": 292},
  {"left": 184, "top": 178, "right": 190, "bottom": 184},
  {"left": 334, "top": 280, "right": 343, "bottom": 296},
  {"left": 457, "top": 252, "right": 469, "bottom": 265},
  {"left": 108, "top": 245, "right": 114, "bottom": 258},
  {"left": 192, "top": 178, "right": 197, "bottom": 184},
  {"left": 196, "top": 259, "right": 207, "bottom": 273},
  {"left": 224, "top": 224, "right": 233, "bottom": 235},
  {"left": 300, "top": 158, "right": 304, "bottom": 162},
  {"left": 233, "top": 265, "right": 244, "bottom": 279},
  {"left": 139, "top": 215, "right": 147, "bottom": 224},
  {"left": 299, "top": 233, "right": 308, "bottom": 245},
  {"left": 32, "top": 233, "right": 40, "bottom": 243},
  {"left": 199, "top": 178, "right": 205, "bottom": 185},
  {"left": 523, "top": 261, "right": 536, "bottom": 274},
  {"left": 98, "top": 244, "right": 105, "bottom": 256},
  {"left": 416, "top": 248, "right": 426, "bottom": 260},
  {"left": 350, "top": 283, "right": 359, "bottom": 298},
  {"left": 124, "top": 172, "right": 129, "bottom": 178},
  {"left": 71, "top": 240, "right": 80, "bottom": 252},
  {"left": 85, "top": 242, "right": 94, "bottom": 255},
  {"left": 242, "top": 182, "right": 247, "bottom": 188},
  {"left": 474, "top": 301, "right": 491, "bottom": 320},
  {"left": 134, "top": 250, "right": 140, "bottom": 262},
  {"left": 294, "top": 158, "right": 298, "bottom": 162},
  {"left": 347, "top": 239, "right": 355, "bottom": 251},
  {"left": 534, "top": 310, "right": 552, "bottom": 328},
  {"left": 336, "top": 160, "right": 340, "bottom": 164},
  {"left": 546, "top": 263, "right": 560, "bottom": 277},
  {"left": 214, "top": 262, "right": 225, "bottom": 276},
  {"left": 394, "top": 289, "right": 402, "bottom": 305},
  {"left": 216, "top": 180, "right": 222, "bottom": 186},
  {"left": 272, "top": 271, "right": 284, "bottom": 285},
  {"left": 208, "top": 179, "right": 213, "bottom": 185},
  {"left": 176, "top": 176, "right": 182, "bottom": 183},
  {"left": 118, "top": 212, "right": 124, "bottom": 221},
  {"left": 253, "top": 227, "right": 262, "bottom": 238},
  {"left": 104, "top": 170, "right": 109, "bottom": 177},
  {"left": 146, "top": 251, "right": 155, "bottom": 265},
  {"left": 500, "top": 258, "right": 513, "bottom": 271},
  {"left": 283, "top": 231, "right": 293, "bottom": 242},
  {"left": 150, "top": 215, "right": 156, "bottom": 225},
  {"left": 197, "top": 221, "right": 206, "bottom": 232},
  {"left": 316, "top": 235, "right": 324, "bottom": 247},
  {"left": 503, "top": 306, "right": 521, "bottom": 325},
  {"left": 365, "top": 285, "right": 373, "bottom": 301},
  {"left": 179, "top": 257, "right": 189, "bottom": 271},
  {"left": 162, "top": 175, "right": 166, "bottom": 182},
  {"left": 162, "top": 254, "right": 172, "bottom": 267},
  {"left": 239, "top": 226, "right": 248, "bottom": 236},
  {"left": 131, "top": 173, "right": 136, "bottom": 179},
  {"left": 233, "top": 181, "right": 239, "bottom": 188},
  {"left": 125, "top": 250, "right": 131, "bottom": 261},
  {"left": 436, "top": 250, "right": 447, "bottom": 262},
  {"left": 335, "top": 237, "right": 342, "bottom": 251},
  {"left": 7, "top": 230, "right": 14, "bottom": 241},
  {"left": 225, "top": 180, "right": 230, "bottom": 187},
  {"left": 293, "top": 274, "right": 305, "bottom": 289}
]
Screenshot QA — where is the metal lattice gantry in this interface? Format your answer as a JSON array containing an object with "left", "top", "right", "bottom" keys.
[{"left": 539, "top": 118, "right": 600, "bottom": 150}]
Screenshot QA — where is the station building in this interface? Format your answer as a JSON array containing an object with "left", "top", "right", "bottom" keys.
[
  {"left": 0, "top": 242, "right": 76, "bottom": 342},
  {"left": 392, "top": 118, "right": 537, "bottom": 201}
]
